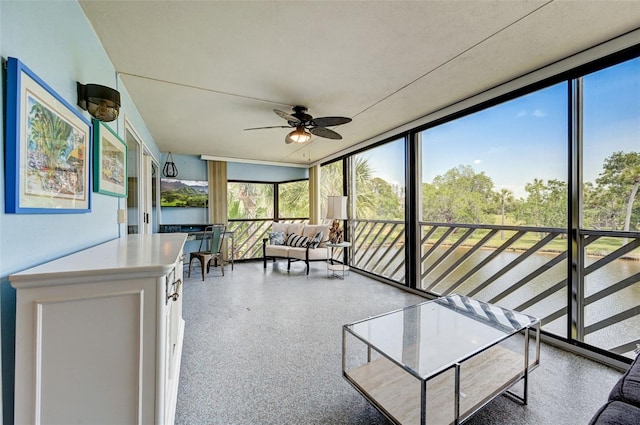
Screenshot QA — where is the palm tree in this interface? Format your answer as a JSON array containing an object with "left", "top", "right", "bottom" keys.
[
  {"left": 320, "top": 157, "right": 377, "bottom": 219},
  {"left": 28, "top": 102, "right": 73, "bottom": 175},
  {"left": 497, "top": 188, "right": 514, "bottom": 239},
  {"left": 278, "top": 180, "right": 309, "bottom": 219}
]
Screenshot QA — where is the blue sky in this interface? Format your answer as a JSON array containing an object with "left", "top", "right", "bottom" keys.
[{"left": 364, "top": 58, "right": 639, "bottom": 199}]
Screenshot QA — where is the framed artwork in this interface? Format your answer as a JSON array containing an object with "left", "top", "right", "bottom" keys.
[
  {"left": 93, "top": 119, "right": 127, "bottom": 197},
  {"left": 160, "top": 178, "right": 208, "bottom": 207},
  {"left": 5, "top": 57, "right": 92, "bottom": 213}
]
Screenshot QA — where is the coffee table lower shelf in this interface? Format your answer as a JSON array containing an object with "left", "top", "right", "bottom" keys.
[{"left": 344, "top": 345, "right": 525, "bottom": 425}]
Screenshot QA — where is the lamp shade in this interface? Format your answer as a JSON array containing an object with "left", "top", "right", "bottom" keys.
[
  {"left": 327, "top": 196, "right": 347, "bottom": 220},
  {"left": 285, "top": 126, "right": 312, "bottom": 144},
  {"left": 77, "top": 82, "right": 121, "bottom": 122}
]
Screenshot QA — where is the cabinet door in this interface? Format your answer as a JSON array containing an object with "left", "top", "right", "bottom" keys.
[{"left": 14, "top": 279, "right": 157, "bottom": 424}]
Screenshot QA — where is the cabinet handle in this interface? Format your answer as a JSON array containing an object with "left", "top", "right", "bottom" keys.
[{"left": 167, "top": 279, "right": 182, "bottom": 302}]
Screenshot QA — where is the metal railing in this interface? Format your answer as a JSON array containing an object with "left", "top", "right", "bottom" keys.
[
  {"left": 350, "top": 219, "right": 406, "bottom": 283},
  {"left": 226, "top": 217, "right": 640, "bottom": 358},
  {"left": 226, "top": 218, "right": 307, "bottom": 260},
  {"left": 350, "top": 219, "right": 640, "bottom": 359}
]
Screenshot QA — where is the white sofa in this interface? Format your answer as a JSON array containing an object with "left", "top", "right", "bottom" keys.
[{"left": 263, "top": 222, "right": 331, "bottom": 275}]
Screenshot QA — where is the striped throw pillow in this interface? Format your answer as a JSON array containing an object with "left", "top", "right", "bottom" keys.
[
  {"left": 308, "top": 231, "right": 323, "bottom": 249},
  {"left": 286, "top": 233, "right": 310, "bottom": 247}
]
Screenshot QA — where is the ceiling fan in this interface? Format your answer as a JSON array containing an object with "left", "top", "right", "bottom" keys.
[{"left": 244, "top": 106, "right": 352, "bottom": 144}]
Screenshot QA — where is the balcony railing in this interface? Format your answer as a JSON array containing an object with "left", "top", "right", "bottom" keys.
[
  {"left": 350, "top": 219, "right": 640, "bottom": 359},
  {"left": 226, "top": 218, "right": 307, "bottom": 260},
  {"left": 226, "top": 217, "right": 639, "bottom": 359}
]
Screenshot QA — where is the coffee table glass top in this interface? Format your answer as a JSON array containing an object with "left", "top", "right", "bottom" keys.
[{"left": 346, "top": 294, "right": 539, "bottom": 378}]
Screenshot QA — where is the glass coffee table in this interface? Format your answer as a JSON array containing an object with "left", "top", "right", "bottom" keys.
[{"left": 342, "top": 294, "right": 540, "bottom": 424}]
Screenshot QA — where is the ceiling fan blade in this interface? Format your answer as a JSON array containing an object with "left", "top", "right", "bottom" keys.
[
  {"left": 310, "top": 126, "right": 342, "bottom": 140},
  {"left": 273, "top": 109, "right": 300, "bottom": 124},
  {"left": 311, "top": 116, "right": 352, "bottom": 127},
  {"left": 244, "top": 125, "right": 291, "bottom": 131}
]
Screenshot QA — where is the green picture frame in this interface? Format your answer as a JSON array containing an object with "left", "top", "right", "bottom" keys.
[{"left": 93, "top": 119, "right": 127, "bottom": 197}]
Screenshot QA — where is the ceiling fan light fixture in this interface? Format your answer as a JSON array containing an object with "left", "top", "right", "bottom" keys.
[{"left": 285, "top": 126, "right": 312, "bottom": 144}]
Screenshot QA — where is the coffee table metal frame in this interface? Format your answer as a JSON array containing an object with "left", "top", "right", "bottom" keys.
[{"left": 342, "top": 294, "right": 541, "bottom": 425}]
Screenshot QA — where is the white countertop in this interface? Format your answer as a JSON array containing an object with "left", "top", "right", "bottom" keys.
[{"left": 10, "top": 233, "right": 188, "bottom": 288}]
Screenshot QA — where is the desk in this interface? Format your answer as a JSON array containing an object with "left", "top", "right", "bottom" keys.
[{"left": 159, "top": 224, "right": 235, "bottom": 270}]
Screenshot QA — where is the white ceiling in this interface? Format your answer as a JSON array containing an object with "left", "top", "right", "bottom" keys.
[{"left": 79, "top": 1, "right": 640, "bottom": 167}]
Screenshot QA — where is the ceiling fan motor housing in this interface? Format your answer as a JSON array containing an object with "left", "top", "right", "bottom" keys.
[{"left": 290, "top": 105, "right": 312, "bottom": 125}]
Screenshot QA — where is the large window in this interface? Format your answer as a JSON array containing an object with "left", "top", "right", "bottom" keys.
[
  {"left": 350, "top": 139, "right": 406, "bottom": 283},
  {"left": 583, "top": 59, "right": 640, "bottom": 233},
  {"left": 581, "top": 58, "right": 640, "bottom": 357},
  {"left": 418, "top": 83, "right": 569, "bottom": 337},
  {"left": 227, "top": 182, "right": 274, "bottom": 219},
  {"left": 227, "top": 180, "right": 308, "bottom": 260},
  {"left": 278, "top": 180, "right": 309, "bottom": 219},
  {"left": 321, "top": 160, "right": 344, "bottom": 216},
  {"left": 421, "top": 83, "right": 568, "bottom": 227}
]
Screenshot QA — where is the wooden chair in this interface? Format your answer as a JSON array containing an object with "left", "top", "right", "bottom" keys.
[{"left": 188, "top": 224, "right": 226, "bottom": 280}]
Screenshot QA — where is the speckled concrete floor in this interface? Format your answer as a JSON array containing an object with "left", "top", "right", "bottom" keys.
[{"left": 175, "top": 261, "right": 623, "bottom": 425}]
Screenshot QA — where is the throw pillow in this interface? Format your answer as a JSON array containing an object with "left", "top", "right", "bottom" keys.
[
  {"left": 269, "top": 231, "right": 285, "bottom": 246},
  {"left": 286, "top": 233, "right": 310, "bottom": 247},
  {"left": 271, "top": 222, "right": 288, "bottom": 234},
  {"left": 308, "top": 231, "right": 323, "bottom": 249}
]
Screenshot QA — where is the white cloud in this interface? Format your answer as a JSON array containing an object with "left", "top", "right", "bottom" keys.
[
  {"left": 474, "top": 159, "right": 482, "bottom": 164},
  {"left": 532, "top": 109, "right": 546, "bottom": 117},
  {"left": 515, "top": 109, "right": 546, "bottom": 118}
]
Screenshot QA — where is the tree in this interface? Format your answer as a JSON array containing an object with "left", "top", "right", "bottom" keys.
[
  {"left": 352, "top": 156, "right": 377, "bottom": 219},
  {"left": 321, "top": 157, "right": 382, "bottom": 220},
  {"left": 278, "top": 180, "right": 309, "bottom": 218},
  {"left": 227, "top": 182, "right": 274, "bottom": 219},
  {"left": 583, "top": 182, "right": 622, "bottom": 230},
  {"left": 514, "top": 178, "right": 567, "bottom": 228},
  {"left": 596, "top": 151, "right": 640, "bottom": 238},
  {"left": 422, "top": 165, "right": 495, "bottom": 224},
  {"left": 320, "top": 160, "right": 344, "bottom": 215},
  {"left": 370, "top": 177, "right": 403, "bottom": 220},
  {"left": 496, "top": 188, "right": 514, "bottom": 239}
]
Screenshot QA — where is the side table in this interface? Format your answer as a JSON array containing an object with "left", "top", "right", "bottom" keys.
[{"left": 326, "top": 241, "right": 351, "bottom": 279}]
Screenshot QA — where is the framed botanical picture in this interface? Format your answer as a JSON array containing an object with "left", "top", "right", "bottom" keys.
[
  {"left": 93, "top": 119, "right": 127, "bottom": 197},
  {"left": 5, "top": 57, "right": 92, "bottom": 213}
]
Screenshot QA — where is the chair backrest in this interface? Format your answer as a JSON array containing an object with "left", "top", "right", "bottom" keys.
[
  {"left": 208, "top": 224, "right": 226, "bottom": 254},
  {"left": 197, "top": 224, "right": 226, "bottom": 254}
]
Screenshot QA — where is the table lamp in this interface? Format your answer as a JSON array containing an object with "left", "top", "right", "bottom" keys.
[{"left": 327, "top": 195, "right": 347, "bottom": 243}]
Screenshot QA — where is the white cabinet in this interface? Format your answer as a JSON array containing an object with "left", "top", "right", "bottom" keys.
[{"left": 10, "top": 234, "right": 187, "bottom": 425}]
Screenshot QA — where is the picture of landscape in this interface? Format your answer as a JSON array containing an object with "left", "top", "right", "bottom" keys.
[
  {"left": 100, "top": 137, "right": 125, "bottom": 187},
  {"left": 160, "top": 178, "right": 208, "bottom": 207},
  {"left": 25, "top": 93, "right": 86, "bottom": 200}
]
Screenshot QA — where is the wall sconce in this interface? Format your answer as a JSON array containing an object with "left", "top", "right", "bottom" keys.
[
  {"left": 327, "top": 195, "right": 348, "bottom": 243},
  {"left": 77, "top": 82, "right": 121, "bottom": 122}
]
